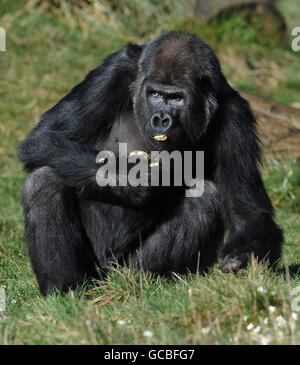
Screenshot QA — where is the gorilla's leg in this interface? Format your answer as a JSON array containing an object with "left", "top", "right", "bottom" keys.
[
  {"left": 125, "top": 181, "right": 225, "bottom": 274},
  {"left": 78, "top": 199, "right": 158, "bottom": 269},
  {"left": 21, "top": 167, "right": 98, "bottom": 296}
]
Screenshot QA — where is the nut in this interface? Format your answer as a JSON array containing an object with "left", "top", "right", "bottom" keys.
[{"left": 153, "top": 135, "right": 167, "bottom": 141}]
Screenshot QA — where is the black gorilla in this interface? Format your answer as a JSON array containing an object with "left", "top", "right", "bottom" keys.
[{"left": 19, "top": 31, "right": 283, "bottom": 296}]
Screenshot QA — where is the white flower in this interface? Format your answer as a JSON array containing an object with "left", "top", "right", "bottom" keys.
[
  {"left": 118, "top": 319, "right": 131, "bottom": 326},
  {"left": 202, "top": 327, "right": 210, "bottom": 334},
  {"left": 247, "top": 323, "right": 254, "bottom": 331},
  {"left": 143, "top": 330, "right": 154, "bottom": 338},
  {"left": 257, "top": 287, "right": 266, "bottom": 294},
  {"left": 243, "top": 315, "right": 248, "bottom": 321},
  {"left": 118, "top": 319, "right": 132, "bottom": 325},
  {"left": 11, "top": 299, "right": 17, "bottom": 304},
  {"left": 253, "top": 326, "right": 261, "bottom": 334},
  {"left": 291, "top": 312, "right": 298, "bottom": 321},
  {"left": 269, "top": 305, "right": 276, "bottom": 312},
  {"left": 263, "top": 317, "right": 269, "bottom": 324},
  {"left": 260, "top": 336, "right": 270, "bottom": 345},
  {"left": 276, "top": 315, "right": 286, "bottom": 327}
]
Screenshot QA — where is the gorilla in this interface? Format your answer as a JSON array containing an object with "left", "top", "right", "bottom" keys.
[{"left": 19, "top": 31, "right": 283, "bottom": 296}]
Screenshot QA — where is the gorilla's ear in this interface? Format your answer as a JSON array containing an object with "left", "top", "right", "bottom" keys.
[{"left": 125, "top": 43, "right": 143, "bottom": 62}]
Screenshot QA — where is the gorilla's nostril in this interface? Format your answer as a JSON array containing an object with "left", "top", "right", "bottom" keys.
[
  {"left": 162, "top": 116, "right": 171, "bottom": 128},
  {"left": 154, "top": 116, "right": 161, "bottom": 126},
  {"left": 150, "top": 114, "right": 161, "bottom": 129},
  {"left": 150, "top": 113, "right": 172, "bottom": 131}
]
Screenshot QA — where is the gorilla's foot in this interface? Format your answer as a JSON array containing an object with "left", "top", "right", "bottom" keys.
[{"left": 220, "top": 253, "right": 250, "bottom": 273}]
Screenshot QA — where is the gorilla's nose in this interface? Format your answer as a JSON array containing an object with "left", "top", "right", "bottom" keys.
[{"left": 150, "top": 112, "right": 172, "bottom": 132}]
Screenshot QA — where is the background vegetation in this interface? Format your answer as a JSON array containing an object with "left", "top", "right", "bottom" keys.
[{"left": 0, "top": 0, "right": 299, "bottom": 344}]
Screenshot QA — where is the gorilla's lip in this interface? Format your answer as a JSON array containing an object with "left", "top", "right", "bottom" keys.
[{"left": 153, "top": 134, "right": 168, "bottom": 141}]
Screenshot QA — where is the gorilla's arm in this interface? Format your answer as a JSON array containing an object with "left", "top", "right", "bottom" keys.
[
  {"left": 18, "top": 45, "right": 163, "bottom": 207},
  {"left": 214, "top": 88, "right": 283, "bottom": 269}
]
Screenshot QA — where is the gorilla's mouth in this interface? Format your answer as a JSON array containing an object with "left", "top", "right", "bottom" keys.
[{"left": 153, "top": 134, "right": 168, "bottom": 141}]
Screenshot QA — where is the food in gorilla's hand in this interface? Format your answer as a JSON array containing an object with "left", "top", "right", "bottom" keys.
[
  {"left": 97, "top": 157, "right": 107, "bottom": 163},
  {"left": 128, "top": 151, "right": 148, "bottom": 157},
  {"left": 149, "top": 161, "right": 159, "bottom": 167},
  {"left": 96, "top": 151, "right": 114, "bottom": 163}
]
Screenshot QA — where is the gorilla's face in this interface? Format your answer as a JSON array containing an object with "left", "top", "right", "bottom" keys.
[
  {"left": 132, "top": 32, "right": 220, "bottom": 152},
  {"left": 134, "top": 81, "right": 191, "bottom": 151}
]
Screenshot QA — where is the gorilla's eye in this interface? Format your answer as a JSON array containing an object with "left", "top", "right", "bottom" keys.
[
  {"left": 172, "top": 95, "right": 183, "bottom": 102},
  {"left": 151, "top": 91, "right": 162, "bottom": 98}
]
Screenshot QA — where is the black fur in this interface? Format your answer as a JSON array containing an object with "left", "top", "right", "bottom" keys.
[{"left": 19, "top": 31, "right": 283, "bottom": 296}]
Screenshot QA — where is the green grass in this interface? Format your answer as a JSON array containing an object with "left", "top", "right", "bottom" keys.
[{"left": 0, "top": 0, "right": 300, "bottom": 344}]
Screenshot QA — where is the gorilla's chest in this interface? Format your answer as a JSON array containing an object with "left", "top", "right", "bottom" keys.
[{"left": 101, "top": 113, "right": 148, "bottom": 155}]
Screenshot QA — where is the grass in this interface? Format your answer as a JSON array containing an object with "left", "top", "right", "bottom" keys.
[{"left": 0, "top": 0, "right": 300, "bottom": 344}]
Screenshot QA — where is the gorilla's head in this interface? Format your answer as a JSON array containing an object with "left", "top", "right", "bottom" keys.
[{"left": 131, "top": 32, "right": 222, "bottom": 151}]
